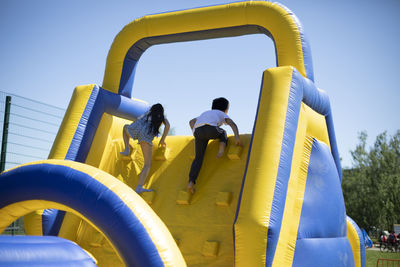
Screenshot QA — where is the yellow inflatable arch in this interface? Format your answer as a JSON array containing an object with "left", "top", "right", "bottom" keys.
[{"left": 103, "top": 1, "right": 314, "bottom": 97}]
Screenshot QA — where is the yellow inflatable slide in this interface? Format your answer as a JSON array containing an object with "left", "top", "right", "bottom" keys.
[{"left": 0, "top": 2, "right": 366, "bottom": 267}]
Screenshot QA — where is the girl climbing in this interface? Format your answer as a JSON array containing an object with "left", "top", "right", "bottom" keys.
[{"left": 120, "top": 103, "right": 170, "bottom": 193}]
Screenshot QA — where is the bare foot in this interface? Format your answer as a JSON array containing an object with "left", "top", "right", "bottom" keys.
[
  {"left": 217, "top": 142, "right": 225, "bottom": 158},
  {"left": 187, "top": 182, "right": 195, "bottom": 194}
]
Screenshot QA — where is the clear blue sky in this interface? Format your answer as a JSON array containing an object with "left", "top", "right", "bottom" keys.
[{"left": 1, "top": 0, "right": 399, "bottom": 168}]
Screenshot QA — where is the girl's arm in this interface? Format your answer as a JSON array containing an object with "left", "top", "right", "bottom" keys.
[
  {"left": 159, "top": 118, "right": 170, "bottom": 147},
  {"left": 225, "top": 118, "right": 242, "bottom": 146}
]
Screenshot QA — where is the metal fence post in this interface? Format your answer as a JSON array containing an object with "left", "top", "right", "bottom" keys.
[
  {"left": 1, "top": 96, "right": 13, "bottom": 234},
  {"left": 1, "top": 95, "right": 11, "bottom": 172}
]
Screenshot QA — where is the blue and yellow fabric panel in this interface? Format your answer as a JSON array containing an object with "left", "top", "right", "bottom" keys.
[
  {"left": 233, "top": 66, "right": 347, "bottom": 267},
  {"left": 347, "top": 216, "right": 366, "bottom": 267},
  {"left": 49, "top": 84, "right": 149, "bottom": 162},
  {"left": 293, "top": 139, "right": 353, "bottom": 266}
]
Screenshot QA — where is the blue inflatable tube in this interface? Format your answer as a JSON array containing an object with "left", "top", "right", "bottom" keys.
[
  {"left": 0, "top": 160, "right": 186, "bottom": 267},
  {"left": 0, "top": 235, "right": 97, "bottom": 267}
]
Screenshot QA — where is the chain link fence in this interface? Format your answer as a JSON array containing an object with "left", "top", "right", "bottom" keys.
[{"left": 0, "top": 91, "right": 66, "bottom": 235}]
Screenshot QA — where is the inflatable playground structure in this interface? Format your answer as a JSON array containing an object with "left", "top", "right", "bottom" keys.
[{"left": 0, "top": 1, "right": 366, "bottom": 266}]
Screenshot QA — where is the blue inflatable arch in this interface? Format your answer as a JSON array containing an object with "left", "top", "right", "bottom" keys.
[{"left": 0, "top": 160, "right": 185, "bottom": 267}]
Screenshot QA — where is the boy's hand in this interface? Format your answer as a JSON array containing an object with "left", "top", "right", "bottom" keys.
[{"left": 158, "top": 141, "right": 166, "bottom": 147}]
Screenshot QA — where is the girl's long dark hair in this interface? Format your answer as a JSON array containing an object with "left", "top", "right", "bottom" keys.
[{"left": 146, "top": 103, "right": 164, "bottom": 136}]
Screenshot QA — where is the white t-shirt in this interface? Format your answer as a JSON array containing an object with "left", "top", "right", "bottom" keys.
[{"left": 194, "top": 110, "right": 230, "bottom": 129}]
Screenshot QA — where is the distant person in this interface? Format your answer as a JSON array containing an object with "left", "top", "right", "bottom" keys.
[
  {"left": 120, "top": 103, "right": 170, "bottom": 193},
  {"left": 388, "top": 231, "right": 397, "bottom": 246},
  {"left": 397, "top": 232, "right": 400, "bottom": 248},
  {"left": 379, "top": 231, "right": 386, "bottom": 247},
  {"left": 187, "top": 97, "right": 241, "bottom": 194}
]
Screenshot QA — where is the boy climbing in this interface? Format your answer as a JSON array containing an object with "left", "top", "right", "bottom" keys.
[{"left": 187, "top": 97, "right": 241, "bottom": 194}]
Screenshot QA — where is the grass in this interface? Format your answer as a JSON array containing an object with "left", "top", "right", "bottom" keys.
[{"left": 366, "top": 249, "right": 400, "bottom": 267}]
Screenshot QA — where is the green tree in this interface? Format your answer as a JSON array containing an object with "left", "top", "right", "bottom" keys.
[{"left": 342, "top": 130, "right": 400, "bottom": 232}]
